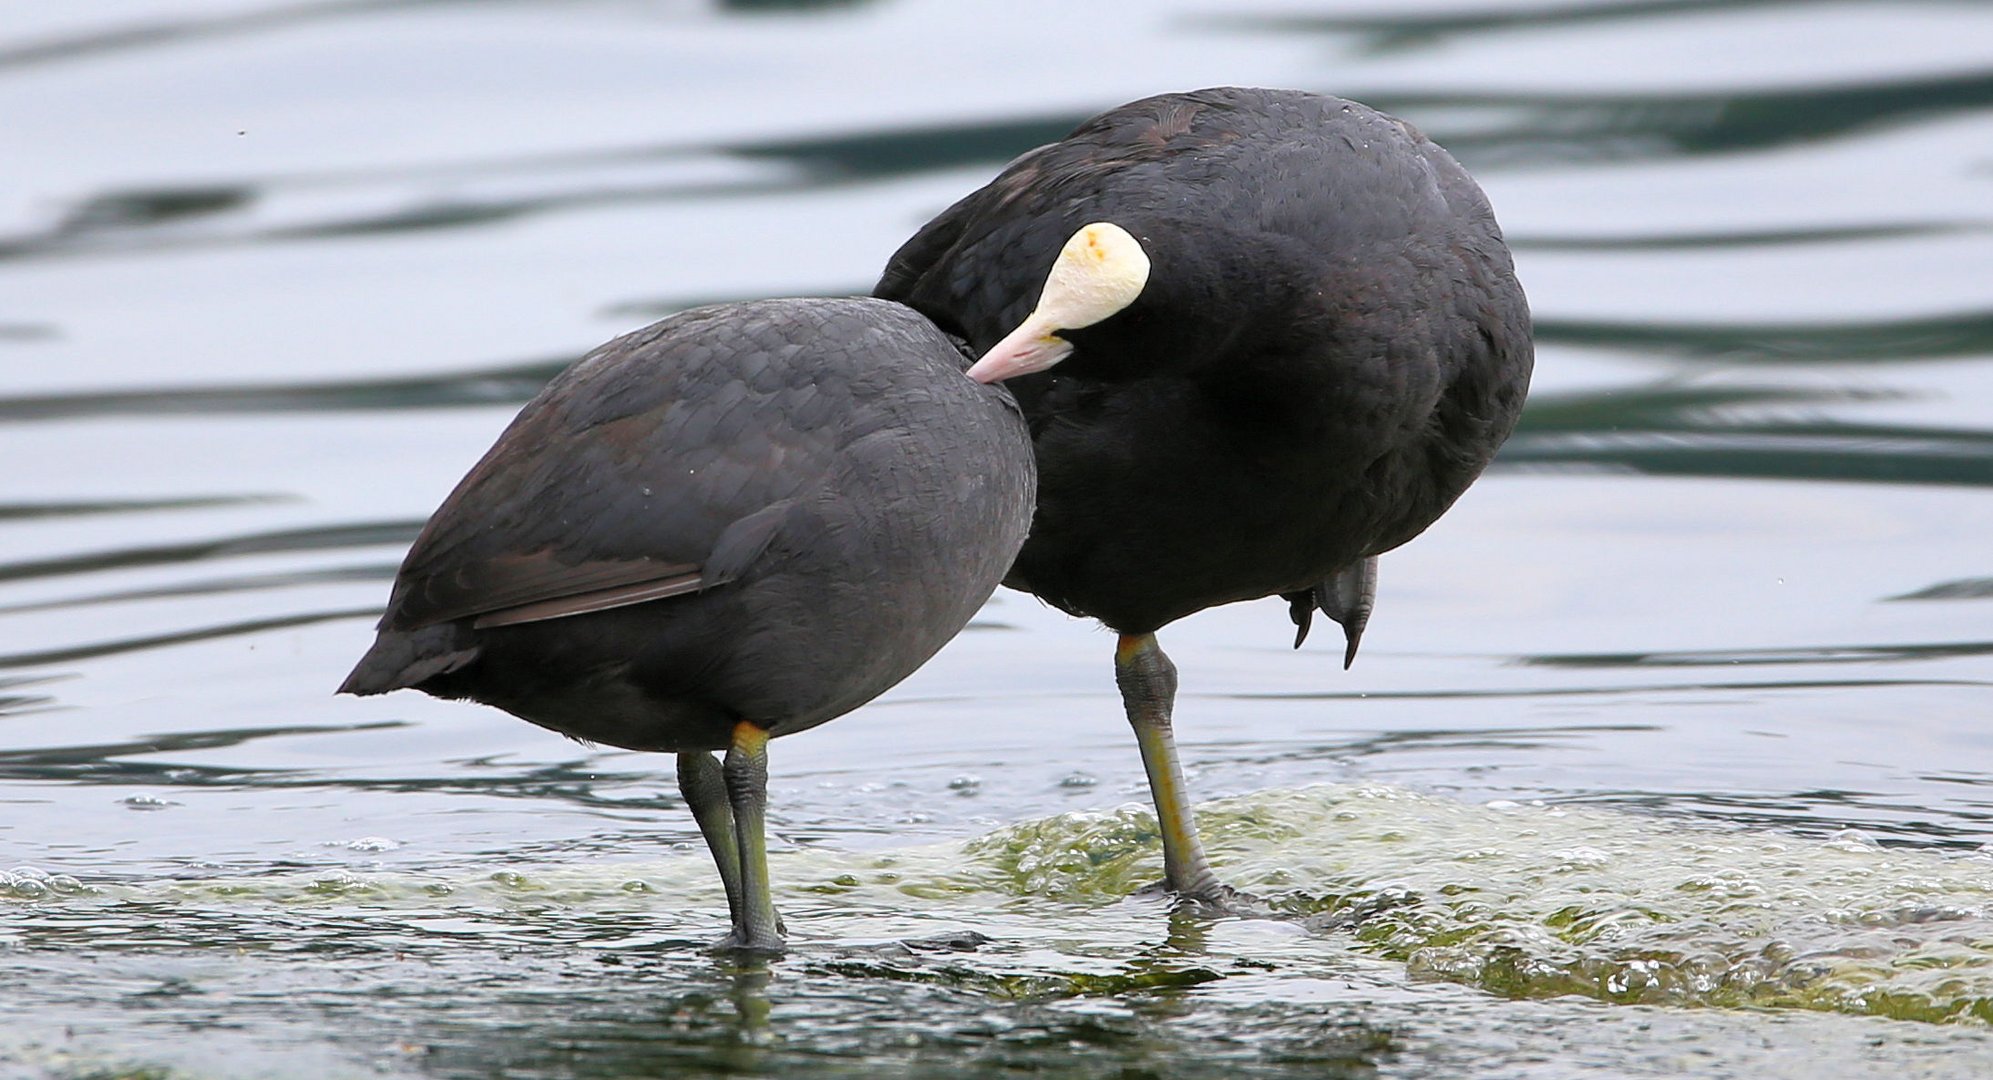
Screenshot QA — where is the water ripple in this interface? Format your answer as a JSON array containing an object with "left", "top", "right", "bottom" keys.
[
  {"left": 1535, "top": 309, "right": 1993, "bottom": 364},
  {"left": 0, "top": 522, "right": 417, "bottom": 585},
  {"left": 11, "top": 68, "right": 1987, "bottom": 264},
  {"left": 1524, "top": 638, "right": 1993, "bottom": 669},
  {"left": 0, "top": 362, "right": 564, "bottom": 423},
  {"left": 0, "top": 607, "right": 382, "bottom": 672},
  {"left": 0, "top": 564, "right": 396, "bottom": 616},
  {"left": 0, "top": 494, "right": 293, "bottom": 520}
]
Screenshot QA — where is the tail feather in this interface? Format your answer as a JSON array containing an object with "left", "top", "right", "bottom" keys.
[{"left": 338, "top": 623, "right": 479, "bottom": 696}]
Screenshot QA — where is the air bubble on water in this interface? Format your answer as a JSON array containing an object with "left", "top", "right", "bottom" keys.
[
  {"left": 3, "top": 867, "right": 61, "bottom": 900},
  {"left": 1552, "top": 847, "right": 1610, "bottom": 871},
  {"left": 948, "top": 774, "right": 982, "bottom": 796},
  {"left": 1826, "top": 829, "right": 1882, "bottom": 853},
  {"left": 121, "top": 794, "right": 176, "bottom": 810},
  {"left": 306, "top": 870, "right": 370, "bottom": 895},
  {"left": 339, "top": 837, "right": 402, "bottom": 853},
  {"left": 1059, "top": 771, "right": 1098, "bottom": 789},
  {"left": 1606, "top": 958, "right": 1662, "bottom": 996}
]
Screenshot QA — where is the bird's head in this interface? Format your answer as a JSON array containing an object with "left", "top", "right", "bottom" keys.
[{"left": 964, "top": 222, "right": 1151, "bottom": 384}]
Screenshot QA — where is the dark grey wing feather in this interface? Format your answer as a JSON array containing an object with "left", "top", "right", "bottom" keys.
[
  {"left": 378, "top": 308, "right": 841, "bottom": 633},
  {"left": 469, "top": 571, "right": 706, "bottom": 630}
]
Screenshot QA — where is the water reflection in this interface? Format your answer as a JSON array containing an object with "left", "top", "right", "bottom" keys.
[
  {"left": 0, "top": 673, "right": 55, "bottom": 716},
  {"left": 0, "top": 494, "right": 292, "bottom": 519},
  {"left": 12, "top": 65, "right": 1986, "bottom": 262},
  {"left": 1894, "top": 577, "right": 1993, "bottom": 601},
  {"left": 0, "top": 720, "right": 399, "bottom": 782},
  {"left": 0, "top": 1, "right": 400, "bottom": 71},
  {"left": 1213, "top": 0, "right": 1862, "bottom": 42},
  {"left": 1364, "top": 70, "right": 1993, "bottom": 164},
  {"left": 0, "top": 564, "right": 393, "bottom": 617},
  {"left": 1524, "top": 639, "right": 1993, "bottom": 668},
  {"left": 1534, "top": 310, "right": 1993, "bottom": 364},
  {"left": 0, "top": 522, "right": 415, "bottom": 584},
  {"left": 0, "top": 607, "right": 381, "bottom": 670},
  {"left": 0, "top": 363, "right": 563, "bottom": 421}
]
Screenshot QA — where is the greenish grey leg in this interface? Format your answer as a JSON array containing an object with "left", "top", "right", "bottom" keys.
[
  {"left": 720, "top": 720, "right": 786, "bottom": 952},
  {"left": 1116, "top": 633, "right": 1227, "bottom": 903},
  {"left": 676, "top": 750, "right": 744, "bottom": 929}
]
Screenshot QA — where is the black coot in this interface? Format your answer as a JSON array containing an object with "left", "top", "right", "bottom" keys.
[
  {"left": 876, "top": 87, "right": 1532, "bottom": 907},
  {"left": 340, "top": 297, "right": 1036, "bottom": 950}
]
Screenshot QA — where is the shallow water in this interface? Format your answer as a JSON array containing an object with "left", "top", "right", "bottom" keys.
[{"left": 4, "top": 0, "right": 1993, "bottom": 1076}]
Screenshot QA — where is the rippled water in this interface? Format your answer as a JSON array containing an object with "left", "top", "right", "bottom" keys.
[{"left": 4, "top": 0, "right": 1993, "bottom": 1076}]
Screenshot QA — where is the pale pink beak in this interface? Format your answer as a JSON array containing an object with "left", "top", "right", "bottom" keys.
[{"left": 965, "top": 318, "right": 1074, "bottom": 384}]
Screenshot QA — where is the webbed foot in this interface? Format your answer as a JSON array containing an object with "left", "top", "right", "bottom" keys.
[
  {"left": 706, "top": 928, "right": 787, "bottom": 956},
  {"left": 1136, "top": 879, "right": 1275, "bottom": 918},
  {"left": 818, "top": 930, "right": 994, "bottom": 959}
]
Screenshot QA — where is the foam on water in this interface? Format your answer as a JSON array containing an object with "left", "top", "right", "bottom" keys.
[
  {"left": 12, "top": 784, "right": 1991, "bottom": 1028},
  {"left": 952, "top": 786, "right": 1993, "bottom": 1023}
]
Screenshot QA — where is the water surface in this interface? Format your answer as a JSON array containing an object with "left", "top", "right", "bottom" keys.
[{"left": 3, "top": 0, "right": 1992, "bottom": 1076}]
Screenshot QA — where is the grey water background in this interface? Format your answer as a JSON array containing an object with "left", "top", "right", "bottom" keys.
[{"left": 4, "top": 0, "right": 1993, "bottom": 1075}]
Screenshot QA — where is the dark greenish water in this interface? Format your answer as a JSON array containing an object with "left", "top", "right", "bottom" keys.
[{"left": 4, "top": 1, "right": 1993, "bottom": 1076}]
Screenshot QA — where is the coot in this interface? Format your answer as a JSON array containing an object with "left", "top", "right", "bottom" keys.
[
  {"left": 341, "top": 297, "right": 1037, "bottom": 950},
  {"left": 876, "top": 88, "right": 1532, "bottom": 907}
]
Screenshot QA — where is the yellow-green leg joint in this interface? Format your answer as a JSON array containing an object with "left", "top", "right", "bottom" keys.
[
  {"left": 1116, "top": 633, "right": 1226, "bottom": 902},
  {"left": 721, "top": 720, "right": 786, "bottom": 952}
]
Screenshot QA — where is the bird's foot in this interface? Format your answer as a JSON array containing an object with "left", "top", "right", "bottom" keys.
[
  {"left": 706, "top": 928, "right": 788, "bottom": 956},
  {"left": 1136, "top": 879, "right": 1275, "bottom": 918},
  {"left": 821, "top": 930, "right": 994, "bottom": 959},
  {"left": 894, "top": 929, "right": 993, "bottom": 953},
  {"left": 707, "top": 929, "right": 993, "bottom": 959}
]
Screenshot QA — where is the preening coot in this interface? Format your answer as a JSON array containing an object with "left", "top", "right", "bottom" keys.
[
  {"left": 875, "top": 87, "right": 1533, "bottom": 907},
  {"left": 340, "top": 297, "right": 1037, "bottom": 951}
]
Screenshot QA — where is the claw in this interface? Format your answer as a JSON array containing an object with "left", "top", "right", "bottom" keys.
[
  {"left": 1285, "top": 592, "right": 1315, "bottom": 649},
  {"left": 1284, "top": 558, "right": 1379, "bottom": 667}
]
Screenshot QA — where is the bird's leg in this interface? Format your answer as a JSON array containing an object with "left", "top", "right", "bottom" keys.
[
  {"left": 676, "top": 750, "right": 745, "bottom": 930},
  {"left": 1116, "top": 633, "right": 1233, "bottom": 907},
  {"left": 719, "top": 719, "right": 786, "bottom": 952}
]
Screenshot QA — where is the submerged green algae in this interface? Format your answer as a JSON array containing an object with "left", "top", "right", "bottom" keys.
[
  {"left": 13, "top": 784, "right": 1992, "bottom": 1030},
  {"left": 950, "top": 785, "right": 1993, "bottom": 1024}
]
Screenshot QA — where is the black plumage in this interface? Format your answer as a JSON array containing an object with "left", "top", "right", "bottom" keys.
[
  {"left": 875, "top": 87, "right": 1531, "bottom": 905},
  {"left": 342, "top": 296, "right": 1036, "bottom": 948}
]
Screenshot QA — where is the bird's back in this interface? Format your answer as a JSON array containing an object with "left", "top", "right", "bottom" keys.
[
  {"left": 342, "top": 298, "right": 1036, "bottom": 751},
  {"left": 876, "top": 88, "right": 1532, "bottom": 633}
]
